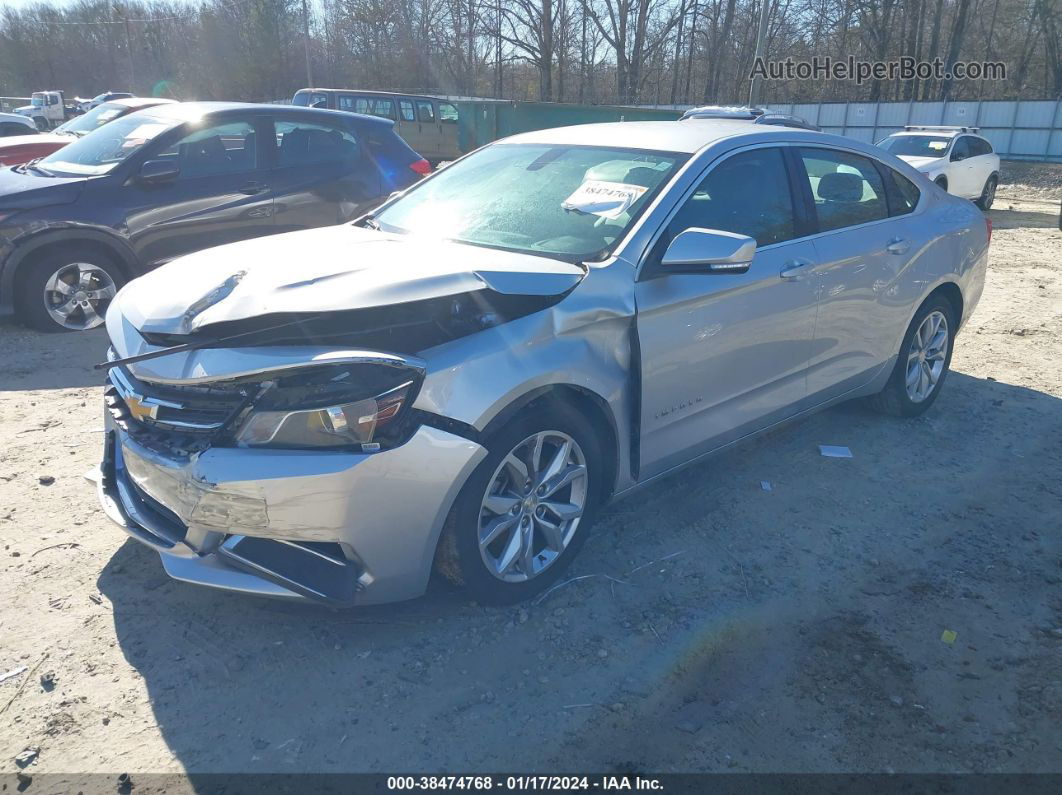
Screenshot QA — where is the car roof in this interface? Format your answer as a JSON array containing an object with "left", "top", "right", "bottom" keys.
[
  {"left": 297, "top": 87, "right": 446, "bottom": 103},
  {"left": 131, "top": 101, "right": 394, "bottom": 129},
  {"left": 104, "top": 97, "right": 178, "bottom": 109},
  {"left": 888, "top": 130, "right": 962, "bottom": 139},
  {"left": 501, "top": 119, "right": 827, "bottom": 154},
  {"left": 0, "top": 112, "right": 34, "bottom": 124}
]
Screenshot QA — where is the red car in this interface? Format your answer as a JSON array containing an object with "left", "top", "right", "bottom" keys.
[{"left": 0, "top": 97, "right": 177, "bottom": 167}]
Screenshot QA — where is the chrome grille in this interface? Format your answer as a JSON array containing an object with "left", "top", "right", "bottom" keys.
[{"left": 108, "top": 366, "right": 251, "bottom": 436}]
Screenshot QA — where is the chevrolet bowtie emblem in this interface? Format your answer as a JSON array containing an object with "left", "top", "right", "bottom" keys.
[{"left": 124, "top": 393, "right": 159, "bottom": 422}]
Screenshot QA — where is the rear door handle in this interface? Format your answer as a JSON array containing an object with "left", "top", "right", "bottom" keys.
[
  {"left": 238, "top": 182, "right": 268, "bottom": 195},
  {"left": 779, "top": 259, "right": 814, "bottom": 280},
  {"left": 886, "top": 238, "right": 910, "bottom": 255}
]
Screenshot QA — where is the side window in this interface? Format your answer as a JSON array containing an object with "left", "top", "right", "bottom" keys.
[
  {"left": 667, "top": 148, "right": 796, "bottom": 247},
  {"left": 438, "top": 102, "right": 458, "bottom": 123},
  {"left": 275, "top": 120, "right": 358, "bottom": 167},
  {"left": 973, "top": 137, "right": 993, "bottom": 156},
  {"left": 1, "top": 122, "right": 28, "bottom": 136},
  {"left": 416, "top": 100, "right": 435, "bottom": 123},
  {"left": 399, "top": 100, "right": 415, "bottom": 122},
  {"left": 951, "top": 137, "right": 970, "bottom": 161},
  {"left": 885, "top": 167, "right": 921, "bottom": 216},
  {"left": 157, "top": 120, "right": 258, "bottom": 178},
  {"left": 372, "top": 99, "right": 396, "bottom": 121},
  {"left": 798, "top": 148, "right": 888, "bottom": 232}
]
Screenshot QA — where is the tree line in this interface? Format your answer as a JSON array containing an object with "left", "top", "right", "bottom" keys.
[{"left": 0, "top": 0, "right": 1058, "bottom": 107}]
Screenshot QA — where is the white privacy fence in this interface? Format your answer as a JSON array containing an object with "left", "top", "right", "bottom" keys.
[{"left": 764, "top": 100, "right": 1062, "bottom": 162}]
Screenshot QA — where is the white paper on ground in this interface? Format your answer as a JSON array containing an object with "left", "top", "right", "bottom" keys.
[
  {"left": 561, "top": 180, "right": 648, "bottom": 219},
  {"left": 819, "top": 445, "right": 853, "bottom": 458}
]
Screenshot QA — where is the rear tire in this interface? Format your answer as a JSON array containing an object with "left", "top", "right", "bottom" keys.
[
  {"left": 435, "top": 404, "right": 605, "bottom": 605},
  {"left": 17, "top": 247, "right": 124, "bottom": 333},
  {"left": 868, "top": 296, "right": 956, "bottom": 417},
  {"left": 975, "top": 176, "right": 997, "bottom": 210}
]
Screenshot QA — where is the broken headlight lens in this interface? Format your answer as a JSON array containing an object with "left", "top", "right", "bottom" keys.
[{"left": 235, "top": 379, "right": 414, "bottom": 450}]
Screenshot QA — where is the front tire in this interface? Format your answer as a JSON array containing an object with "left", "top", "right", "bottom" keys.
[
  {"left": 436, "top": 405, "right": 605, "bottom": 605},
  {"left": 975, "top": 176, "right": 997, "bottom": 210},
  {"left": 18, "top": 247, "right": 124, "bottom": 332},
  {"left": 868, "top": 297, "right": 955, "bottom": 417}
]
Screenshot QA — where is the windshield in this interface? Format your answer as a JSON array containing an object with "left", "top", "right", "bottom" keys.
[
  {"left": 54, "top": 103, "right": 127, "bottom": 136},
  {"left": 31, "top": 96, "right": 45, "bottom": 107},
  {"left": 879, "top": 135, "right": 951, "bottom": 158},
  {"left": 374, "top": 143, "right": 684, "bottom": 262},
  {"left": 38, "top": 113, "right": 175, "bottom": 175}
]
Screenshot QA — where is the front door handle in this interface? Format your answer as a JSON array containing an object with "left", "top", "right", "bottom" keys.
[
  {"left": 886, "top": 238, "right": 910, "bottom": 255},
  {"left": 238, "top": 182, "right": 268, "bottom": 195},
  {"left": 779, "top": 259, "right": 814, "bottom": 280}
]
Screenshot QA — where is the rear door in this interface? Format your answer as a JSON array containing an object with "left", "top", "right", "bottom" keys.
[
  {"left": 118, "top": 114, "right": 275, "bottom": 268},
  {"left": 965, "top": 137, "right": 995, "bottom": 196},
  {"left": 266, "top": 113, "right": 382, "bottom": 233},
  {"left": 795, "top": 146, "right": 916, "bottom": 400},
  {"left": 635, "top": 145, "right": 820, "bottom": 479}
]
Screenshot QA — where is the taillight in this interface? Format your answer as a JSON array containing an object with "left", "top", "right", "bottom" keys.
[
  {"left": 409, "top": 158, "right": 431, "bottom": 176},
  {"left": 985, "top": 216, "right": 992, "bottom": 243}
]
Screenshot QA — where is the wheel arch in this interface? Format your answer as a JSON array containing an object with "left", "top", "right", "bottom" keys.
[
  {"left": 480, "top": 383, "right": 620, "bottom": 501},
  {"left": 3, "top": 228, "right": 138, "bottom": 318},
  {"left": 927, "top": 281, "right": 964, "bottom": 327}
]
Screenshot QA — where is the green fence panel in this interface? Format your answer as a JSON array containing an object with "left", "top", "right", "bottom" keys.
[{"left": 456, "top": 101, "right": 682, "bottom": 154}]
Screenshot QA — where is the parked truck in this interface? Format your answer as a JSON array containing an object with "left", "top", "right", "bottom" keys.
[{"left": 15, "top": 91, "right": 82, "bottom": 130}]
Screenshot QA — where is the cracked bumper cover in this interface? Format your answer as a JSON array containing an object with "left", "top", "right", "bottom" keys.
[{"left": 98, "top": 416, "right": 486, "bottom": 606}]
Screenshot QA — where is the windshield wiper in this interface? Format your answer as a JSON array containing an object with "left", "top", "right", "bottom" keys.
[{"left": 25, "top": 162, "right": 54, "bottom": 177}]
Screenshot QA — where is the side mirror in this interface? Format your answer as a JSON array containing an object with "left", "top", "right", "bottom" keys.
[
  {"left": 138, "top": 159, "right": 179, "bottom": 184},
  {"left": 661, "top": 228, "right": 756, "bottom": 273}
]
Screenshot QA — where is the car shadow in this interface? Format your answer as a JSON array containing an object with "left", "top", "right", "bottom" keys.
[
  {"left": 988, "top": 199, "right": 1059, "bottom": 230},
  {"left": 0, "top": 325, "right": 110, "bottom": 391},
  {"left": 96, "top": 370, "right": 1062, "bottom": 776}
]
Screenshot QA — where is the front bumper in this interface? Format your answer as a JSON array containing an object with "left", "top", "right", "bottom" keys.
[{"left": 98, "top": 418, "right": 486, "bottom": 606}]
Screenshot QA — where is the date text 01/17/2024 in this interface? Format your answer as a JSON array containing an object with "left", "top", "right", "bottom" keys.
[{"left": 386, "top": 776, "right": 665, "bottom": 791}]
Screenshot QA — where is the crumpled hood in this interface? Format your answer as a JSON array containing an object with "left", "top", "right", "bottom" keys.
[
  {"left": 0, "top": 163, "right": 87, "bottom": 210},
  {"left": 896, "top": 155, "right": 943, "bottom": 172},
  {"left": 118, "top": 224, "right": 586, "bottom": 336}
]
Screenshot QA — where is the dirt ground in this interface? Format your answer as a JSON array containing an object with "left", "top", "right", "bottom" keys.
[{"left": 1, "top": 189, "right": 1060, "bottom": 780}]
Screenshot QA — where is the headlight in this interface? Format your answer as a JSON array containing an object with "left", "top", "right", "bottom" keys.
[{"left": 233, "top": 365, "right": 418, "bottom": 451}]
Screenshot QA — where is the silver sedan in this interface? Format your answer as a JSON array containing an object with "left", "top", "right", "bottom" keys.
[{"left": 96, "top": 119, "right": 989, "bottom": 606}]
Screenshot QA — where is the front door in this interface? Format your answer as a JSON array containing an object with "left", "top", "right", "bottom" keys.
[
  {"left": 437, "top": 101, "right": 461, "bottom": 160},
  {"left": 119, "top": 115, "right": 274, "bottom": 269},
  {"left": 635, "top": 146, "right": 820, "bottom": 479},
  {"left": 948, "top": 136, "right": 978, "bottom": 197},
  {"left": 414, "top": 99, "right": 440, "bottom": 161}
]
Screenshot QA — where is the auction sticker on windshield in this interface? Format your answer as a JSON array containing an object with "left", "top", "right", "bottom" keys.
[{"left": 562, "top": 180, "right": 648, "bottom": 219}]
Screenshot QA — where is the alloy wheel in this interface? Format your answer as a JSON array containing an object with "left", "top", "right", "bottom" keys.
[
  {"left": 43, "top": 262, "right": 117, "bottom": 330},
  {"left": 905, "top": 310, "right": 949, "bottom": 403},
  {"left": 477, "top": 430, "right": 588, "bottom": 583}
]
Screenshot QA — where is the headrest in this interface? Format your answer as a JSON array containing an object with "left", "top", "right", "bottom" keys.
[{"left": 818, "top": 171, "right": 863, "bottom": 202}]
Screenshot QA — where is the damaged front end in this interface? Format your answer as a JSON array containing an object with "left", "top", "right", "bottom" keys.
[
  {"left": 95, "top": 224, "right": 627, "bottom": 606},
  {"left": 99, "top": 345, "right": 486, "bottom": 606}
]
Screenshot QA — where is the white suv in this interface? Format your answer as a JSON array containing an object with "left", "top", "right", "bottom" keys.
[{"left": 878, "top": 126, "right": 1000, "bottom": 210}]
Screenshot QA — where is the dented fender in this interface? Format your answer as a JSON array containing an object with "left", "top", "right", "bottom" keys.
[{"left": 413, "top": 259, "right": 639, "bottom": 492}]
